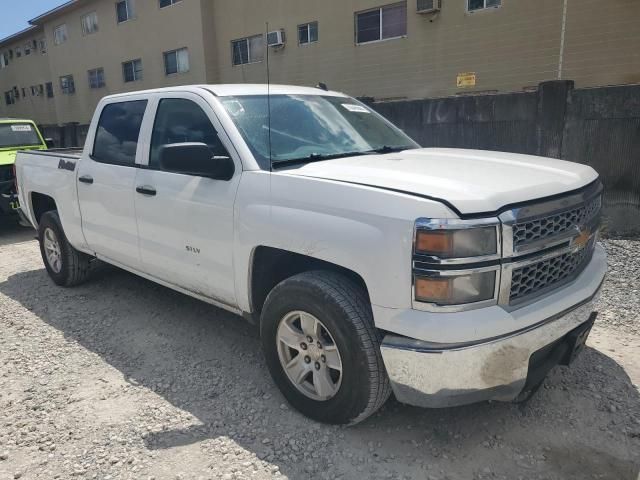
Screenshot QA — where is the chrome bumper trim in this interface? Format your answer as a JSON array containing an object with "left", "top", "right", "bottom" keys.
[{"left": 380, "top": 288, "right": 601, "bottom": 408}]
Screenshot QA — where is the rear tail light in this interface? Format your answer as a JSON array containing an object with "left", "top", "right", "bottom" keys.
[{"left": 12, "top": 164, "right": 18, "bottom": 193}]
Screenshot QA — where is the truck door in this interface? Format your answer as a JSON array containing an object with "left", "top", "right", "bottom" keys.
[
  {"left": 77, "top": 99, "right": 148, "bottom": 269},
  {"left": 134, "top": 94, "right": 241, "bottom": 307}
]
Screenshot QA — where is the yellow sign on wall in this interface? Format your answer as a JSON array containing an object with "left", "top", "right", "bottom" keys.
[{"left": 457, "top": 72, "right": 476, "bottom": 88}]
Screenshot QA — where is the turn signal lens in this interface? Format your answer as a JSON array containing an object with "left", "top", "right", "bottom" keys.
[
  {"left": 414, "top": 271, "right": 496, "bottom": 305},
  {"left": 415, "top": 227, "right": 497, "bottom": 259},
  {"left": 416, "top": 231, "right": 452, "bottom": 255},
  {"left": 415, "top": 277, "right": 451, "bottom": 302}
]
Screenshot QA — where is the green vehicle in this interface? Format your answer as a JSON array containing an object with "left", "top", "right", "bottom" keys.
[{"left": 0, "top": 118, "right": 49, "bottom": 219}]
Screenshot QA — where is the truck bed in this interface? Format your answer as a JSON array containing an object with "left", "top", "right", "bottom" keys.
[{"left": 15, "top": 147, "right": 84, "bottom": 230}]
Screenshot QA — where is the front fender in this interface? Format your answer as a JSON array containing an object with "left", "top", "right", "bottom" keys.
[{"left": 233, "top": 171, "right": 456, "bottom": 313}]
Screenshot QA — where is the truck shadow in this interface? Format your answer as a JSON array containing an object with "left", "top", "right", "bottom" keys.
[
  {"left": 0, "top": 265, "right": 638, "bottom": 480},
  {"left": 0, "top": 220, "right": 34, "bottom": 246}
]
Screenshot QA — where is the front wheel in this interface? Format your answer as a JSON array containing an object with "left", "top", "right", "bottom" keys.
[{"left": 260, "top": 271, "right": 391, "bottom": 425}]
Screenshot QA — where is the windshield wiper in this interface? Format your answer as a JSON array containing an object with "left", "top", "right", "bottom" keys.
[
  {"left": 271, "top": 150, "right": 375, "bottom": 169},
  {"left": 366, "top": 145, "right": 414, "bottom": 154}
]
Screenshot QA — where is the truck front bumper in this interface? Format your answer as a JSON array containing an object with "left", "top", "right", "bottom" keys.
[
  {"left": 381, "top": 299, "right": 598, "bottom": 408},
  {"left": 379, "top": 247, "right": 606, "bottom": 409}
]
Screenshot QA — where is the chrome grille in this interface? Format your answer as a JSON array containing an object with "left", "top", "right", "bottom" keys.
[
  {"left": 513, "top": 195, "right": 601, "bottom": 248},
  {"left": 510, "top": 243, "right": 592, "bottom": 304}
]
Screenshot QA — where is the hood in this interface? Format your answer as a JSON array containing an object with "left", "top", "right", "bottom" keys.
[
  {"left": 0, "top": 146, "right": 46, "bottom": 166},
  {"left": 277, "top": 148, "right": 599, "bottom": 215},
  {"left": 0, "top": 150, "right": 18, "bottom": 167}
]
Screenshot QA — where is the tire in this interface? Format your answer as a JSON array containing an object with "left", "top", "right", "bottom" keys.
[
  {"left": 260, "top": 270, "right": 391, "bottom": 425},
  {"left": 38, "top": 211, "right": 95, "bottom": 287}
]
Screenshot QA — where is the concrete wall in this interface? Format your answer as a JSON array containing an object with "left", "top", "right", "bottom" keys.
[
  {"left": 0, "top": 0, "right": 212, "bottom": 125},
  {"left": 561, "top": 0, "right": 640, "bottom": 88},
  {"left": 211, "top": 0, "right": 567, "bottom": 100},
  {"left": 0, "top": 27, "right": 58, "bottom": 125},
  {"left": 372, "top": 81, "right": 640, "bottom": 235},
  {"left": 41, "top": 0, "right": 210, "bottom": 124},
  {"left": 212, "top": 0, "right": 640, "bottom": 100}
]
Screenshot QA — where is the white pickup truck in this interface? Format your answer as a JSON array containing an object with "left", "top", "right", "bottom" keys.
[{"left": 16, "top": 84, "right": 606, "bottom": 425}]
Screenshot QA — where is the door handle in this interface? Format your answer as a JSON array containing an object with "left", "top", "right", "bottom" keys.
[
  {"left": 136, "top": 185, "right": 157, "bottom": 196},
  {"left": 78, "top": 175, "right": 93, "bottom": 184}
]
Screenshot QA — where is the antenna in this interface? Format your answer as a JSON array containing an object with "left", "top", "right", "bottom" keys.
[{"left": 266, "top": 22, "right": 273, "bottom": 172}]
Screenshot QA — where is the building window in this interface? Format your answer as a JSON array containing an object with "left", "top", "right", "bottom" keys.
[
  {"left": 468, "top": 0, "right": 501, "bottom": 11},
  {"left": 54, "top": 24, "right": 68, "bottom": 45},
  {"left": 60, "top": 75, "right": 75, "bottom": 94},
  {"left": 46, "top": 82, "right": 54, "bottom": 98},
  {"left": 88, "top": 68, "right": 106, "bottom": 88},
  {"left": 30, "top": 85, "right": 44, "bottom": 97},
  {"left": 4, "top": 91, "right": 16, "bottom": 106},
  {"left": 123, "top": 59, "right": 143, "bottom": 82},
  {"left": 355, "top": 2, "right": 407, "bottom": 44},
  {"left": 39, "top": 38, "right": 47, "bottom": 54},
  {"left": 116, "top": 0, "right": 134, "bottom": 23},
  {"left": 163, "top": 47, "right": 189, "bottom": 75},
  {"left": 159, "top": 0, "right": 182, "bottom": 8},
  {"left": 21, "top": 88, "right": 26, "bottom": 98},
  {"left": 15, "top": 47, "right": 22, "bottom": 58},
  {"left": 24, "top": 43, "right": 31, "bottom": 56},
  {"left": 0, "top": 53, "right": 8, "bottom": 68},
  {"left": 231, "top": 34, "right": 264, "bottom": 66},
  {"left": 81, "top": 12, "right": 99, "bottom": 35},
  {"left": 298, "top": 22, "right": 318, "bottom": 45}
]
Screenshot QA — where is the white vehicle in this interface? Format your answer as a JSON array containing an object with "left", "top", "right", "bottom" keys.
[{"left": 15, "top": 85, "right": 606, "bottom": 425}]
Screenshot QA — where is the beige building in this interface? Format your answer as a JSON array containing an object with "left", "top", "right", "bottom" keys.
[{"left": 1, "top": 0, "right": 639, "bottom": 130}]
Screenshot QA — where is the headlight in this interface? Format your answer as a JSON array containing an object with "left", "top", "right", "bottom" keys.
[
  {"left": 415, "top": 226, "right": 498, "bottom": 259},
  {"left": 412, "top": 218, "right": 501, "bottom": 311},
  {"left": 414, "top": 270, "right": 497, "bottom": 305}
]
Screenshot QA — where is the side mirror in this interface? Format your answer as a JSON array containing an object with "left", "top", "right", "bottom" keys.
[
  {"left": 159, "top": 142, "right": 235, "bottom": 181},
  {"left": 44, "top": 138, "right": 55, "bottom": 148}
]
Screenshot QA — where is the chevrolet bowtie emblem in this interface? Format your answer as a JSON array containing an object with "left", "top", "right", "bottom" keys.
[{"left": 573, "top": 226, "right": 592, "bottom": 249}]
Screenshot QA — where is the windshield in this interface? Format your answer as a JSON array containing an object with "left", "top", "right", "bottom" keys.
[
  {"left": 0, "top": 122, "right": 43, "bottom": 149},
  {"left": 220, "top": 94, "right": 419, "bottom": 168}
]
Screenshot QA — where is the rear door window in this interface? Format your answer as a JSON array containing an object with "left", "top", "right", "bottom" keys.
[{"left": 92, "top": 100, "right": 147, "bottom": 165}]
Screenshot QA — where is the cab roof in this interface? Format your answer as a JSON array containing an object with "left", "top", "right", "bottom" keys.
[
  {"left": 0, "top": 118, "right": 36, "bottom": 124},
  {"left": 101, "top": 84, "right": 348, "bottom": 102}
]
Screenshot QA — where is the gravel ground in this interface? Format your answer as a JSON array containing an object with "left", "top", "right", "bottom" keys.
[{"left": 0, "top": 222, "right": 639, "bottom": 480}]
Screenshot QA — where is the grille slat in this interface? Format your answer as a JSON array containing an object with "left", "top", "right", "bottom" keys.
[
  {"left": 513, "top": 195, "right": 601, "bottom": 248},
  {"left": 510, "top": 244, "right": 591, "bottom": 303},
  {"left": 507, "top": 192, "right": 602, "bottom": 305}
]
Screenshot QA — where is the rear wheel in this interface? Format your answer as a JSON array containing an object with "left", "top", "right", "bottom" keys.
[
  {"left": 261, "top": 270, "right": 391, "bottom": 425},
  {"left": 38, "top": 211, "right": 95, "bottom": 287}
]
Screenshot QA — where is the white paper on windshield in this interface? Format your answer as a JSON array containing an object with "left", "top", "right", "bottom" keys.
[
  {"left": 11, "top": 125, "right": 32, "bottom": 132},
  {"left": 342, "top": 104, "right": 370, "bottom": 113}
]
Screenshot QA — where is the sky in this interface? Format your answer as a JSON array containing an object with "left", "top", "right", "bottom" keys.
[{"left": 0, "top": 0, "right": 64, "bottom": 40}]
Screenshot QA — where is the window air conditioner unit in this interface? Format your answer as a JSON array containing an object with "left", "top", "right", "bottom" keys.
[
  {"left": 267, "top": 30, "right": 286, "bottom": 47},
  {"left": 417, "top": 0, "right": 441, "bottom": 13}
]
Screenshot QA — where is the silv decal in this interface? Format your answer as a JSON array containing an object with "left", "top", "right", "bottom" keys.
[{"left": 58, "top": 159, "right": 76, "bottom": 172}]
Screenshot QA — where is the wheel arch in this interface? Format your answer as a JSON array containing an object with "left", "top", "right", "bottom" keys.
[
  {"left": 249, "top": 246, "right": 371, "bottom": 318},
  {"left": 30, "top": 192, "right": 58, "bottom": 227}
]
